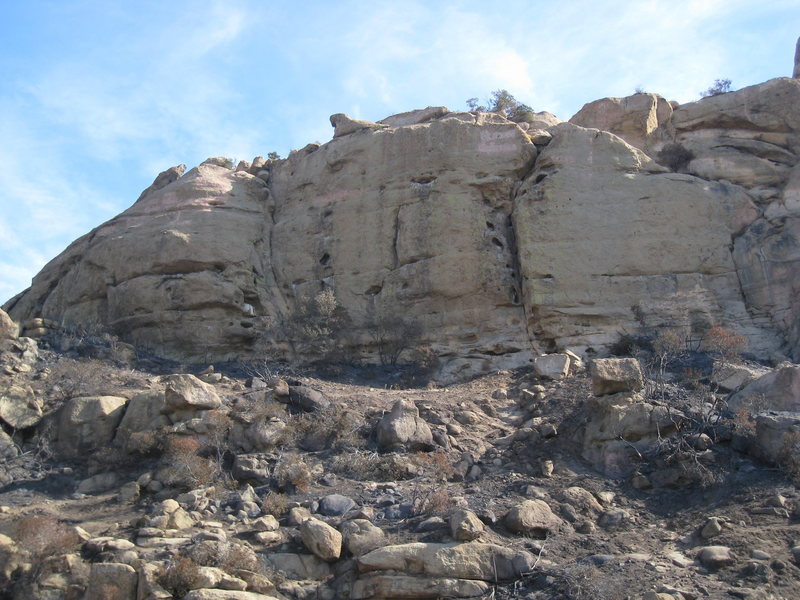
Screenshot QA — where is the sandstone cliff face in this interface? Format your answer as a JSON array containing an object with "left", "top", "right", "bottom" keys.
[{"left": 5, "top": 78, "right": 800, "bottom": 373}]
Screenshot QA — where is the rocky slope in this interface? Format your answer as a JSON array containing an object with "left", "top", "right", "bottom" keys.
[
  {"left": 1, "top": 311, "right": 800, "bottom": 599},
  {"left": 5, "top": 77, "right": 800, "bottom": 377}
]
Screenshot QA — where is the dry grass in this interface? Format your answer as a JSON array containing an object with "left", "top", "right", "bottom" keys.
[
  {"left": 157, "top": 556, "right": 203, "bottom": 598},
  {"left": 274, "top": 454, "right": 313, "bottom": 492}
]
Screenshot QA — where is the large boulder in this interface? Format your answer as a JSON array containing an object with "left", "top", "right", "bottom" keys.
[
  {"left": 729, "top": 366, "right": 800, "bottom": 412},
  {"left": 0, "top": 385, "right": 42, "bottom": 429},
  {"left": 300, "top": 517, "right": 342, "bottom": 562},
  {"left": 376, "top": 399, "right": 433, "bottom": 452},
  {"left": 503, "top": 500, "right": 563, "bottom": 538},
  {"left": 582, "top": 392, "right": 677, "bottom": 477},
  {"left": 356, "top": 542, "right": 536, "bottom": 582},
  {"left": 591, "top": 358, "right": 645, "bottom": 396},
  {"left": 351, "top": 575, "right": 489, "bottom": 599},
  {"left": 0, "top": 309, "right": 18, "bottom": 340},
  {"left": 164, "top": 374, "right": 221, "bottom": 415},
  {"left": 569, "top": 92, "right": 673, "bottom": 152},
  {"left": 56, "top": 396, "right": 128, "bottom": 457}
]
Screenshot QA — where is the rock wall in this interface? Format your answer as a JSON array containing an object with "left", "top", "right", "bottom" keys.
[{"left": 5, "top": 78, "right": 800, "bottom": 374}]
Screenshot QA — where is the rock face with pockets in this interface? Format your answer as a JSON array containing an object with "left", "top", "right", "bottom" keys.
[{"left": 5, "top": 77, "right": 800, "bottom": 375}]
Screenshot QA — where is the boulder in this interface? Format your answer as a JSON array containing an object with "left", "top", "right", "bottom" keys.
[
  {"left": 697, "top": 545, "right": 734, "bottom": 569},
  {"left": 582, "top": 392, "right": 676, "bottom": 477},
  {"left": 729, "top": 366, "right": 800, "bottom": 412},
  {"left": 318, "top": 494, "right": 356, "bottom": 516},
  {"left": 0, "top": 430, "right": 18, "bottom": 460},
  {"left": 265, "top": 553, "right": 331, "bottom": 580},
  {"left": 590, "top": 358, "right": 645, "bottom": 396},
  {"left": 569, "top": 92, "right": 673, "bottom": 151},
  {"left": 182, "top": 591, "right": 280, "bottom": 600},
  {"left": 449, "top": 509, "right": 484, "bottom": 541},
  {"left": 164, "top": 374, "right": 221, "bottom": 414},
  {"left": 0, "top": 309, "right": 18, "bottom": 340},
  {"left": 56, "top": 396, "right": 127, "bottom": 458},
  {"left": 300, "top": 517, "right": 342, "bottom": 562},
  {"left": 357, "top": 542, "right": 536, "bottom": 582},
  {"left": 351, "top": 575, "right": 489, "bottom": 599},
  {"left": 330, "top": 113, "right": 386, "bottom": 138},
  {"left": 533, "top": 354, "right": 571, "bottom": 380},
  {"left": 376, "top": 399, "right": 433, "bottom": 452},
  {"left": 114, "top": 391, "right": 170, "bottom": 451},
  {"left": 341, "top": 519, "right": 386, "bottom": 556},
  {"left": 752, "top": 412, "right": 800, "bottom": 464},
  {"left": 379, "top": 106, "right": 449, "bottom": 127},
  {"left": 85, "top": 562, "right": 137, "bottom": 600},
  {"left": 503, "top": 500, "right": 563, "bottom": 537},
  {"left": 0, "top": 385, "right": 42, "bottom": 429},
  {"left": 287, "top": 384, "right": 330, "bottom": 412}
]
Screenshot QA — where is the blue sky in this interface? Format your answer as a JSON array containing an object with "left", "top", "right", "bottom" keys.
[{"left": 1, "top": 0, "right": 798, "bottom": 302}]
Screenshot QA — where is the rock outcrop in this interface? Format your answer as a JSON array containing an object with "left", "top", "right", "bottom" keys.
[{"left": 5, "top": 77, "right": 800, "bottom": 373}]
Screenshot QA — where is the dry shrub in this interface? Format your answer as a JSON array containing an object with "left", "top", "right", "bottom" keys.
[
  {"left": 329, "top": 451, "right": 416, "bottom": 482},
  {"left": 703, "top": 326, "right": 746, "bottom": 362},
  {"left": 160, "top": 436, "right": 218, "bottom": 489},
  {"left": 157, "top": 556, "right": 203, "bottom": 598},
  {"left": 656, "top": 142, "right": 695, "bottom": 172},
  {"left": 274, "top": 454, "right": 312, "bottom": 492},
  {"left": 13, "top": 516, "right": 80, "bottom": 559},
  {"left": 415, "top": 488, "right": 451, "bottom": 516},
  {"left": 779, "top": 430, "right": 800, "bottom": 484},
  {"left": 288, "top": 408, "right": 364, "bottom": 451},
  {"left": 46, "top": 358, "right": 113, "bottom": 401},
  {"left": 188, "top": 540, "right": 258, "bottom": 573},
  {"left": 409, "top": 451, "right": 454, "bottom": 481},
  {"left": 261, "top": 492, "right": 290, "bottom": 517}
]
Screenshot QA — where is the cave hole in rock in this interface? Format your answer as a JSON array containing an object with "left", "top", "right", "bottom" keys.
[
  {"left": 492, "top": 237, "right": 504, "bottom": 248},
  {"left": 535, "top": 173, "right": 547, "bottom": 183},
  {"left": 320, "top": 253, "right": 331, "bottom": 266}
]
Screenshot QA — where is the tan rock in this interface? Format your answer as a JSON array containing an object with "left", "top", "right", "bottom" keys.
[
  {"left": 357, "top": 542, "right": 536, "bottom": 582},
  {"left": 569, "top": 92, "right": 673, "bottom": 151},
  {"left": 164, "top": 374, "right": 221, "bottom": 412},
  {"left": 340, "top": 519, "right": 386, "bottom": 556},
  {"left": 351, "top": 575, "right": 489, "bottom": 599},
  {"left": 0, "top": 385, "right": 42, "bottom": 429},
  {"left": 300, "top": 517, "right": 342, "bottom": 561},
  {"left": 182, "top": 591, "right": 280, "bottom": 600},
  {"left": 376, "top": 399, "right": 433, "bottom": 452},
  {"left": 330, "top": 113, "right": 386, "bottom": 138},
  {"left": 504, "top": 500, "right": 562, "bottom": 538},
  {"left": 0, "top": 309, "right": 18, "bottom": 340},
  {"left": 533, "top": 353, "right": 571, "bottom": 380},
  {"left": 56, "top": 396, "right": 127, "bottom": 457},
  {"left": 448, "top": 509, "right": 484, "bottom": 541},
  {"left": 729, "top": 366, "right": 800, "bottom": 412},
  {"left": 379, "top": 106, "right": 449, "bottom": 127},
  {"left": 114, "top": 391, "right": 170, "bottom": 451},
  {"left": 85, "top": 562, "right": 137, "bottom": 600},
  {"left": 590, "top": 358, "right": 645, "bottom": 396},
  {"left": 265, "top": 553, "right": 331, "bottom": 580}
]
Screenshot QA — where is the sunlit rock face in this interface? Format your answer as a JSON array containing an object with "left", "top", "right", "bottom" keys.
[{"left": 6, "top": 78, "right": 800, "bottom": 374}]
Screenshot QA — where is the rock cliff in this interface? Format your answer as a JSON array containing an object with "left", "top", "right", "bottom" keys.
[{"left": 5, "top": 78, "right": 800, "bottom": 375}]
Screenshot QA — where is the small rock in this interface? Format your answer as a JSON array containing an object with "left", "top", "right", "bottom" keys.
[
  {"left": 697, "top": 545, "right": 734, "bottom": 569},
  {"left": 449, "top": 509, "right": 484, "bottom": 541},
  {"left": 319, "top": 494, "right": 356, "bottom": 516}
]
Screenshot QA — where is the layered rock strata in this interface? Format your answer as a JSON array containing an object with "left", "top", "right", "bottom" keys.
[{"left": 5, "top": 78, "right": 800, "bottom": 374}]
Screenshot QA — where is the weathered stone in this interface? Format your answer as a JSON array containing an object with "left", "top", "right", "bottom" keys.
[
  {"left": 265, "top": 553, "right": 331, "bottom": 580},
  {"left": 76, "top": 472, "right": 118, "bottom": 494},
  {"left": 448, "top": 509, "right": 484, "bottom": 541},
  {"left": 582, "top": 392, "right": 675, "bottom": 477},
  {"left": 711, "top": 362, "right": 767, "bottom": 393},
  {"left": 590, "top": 358, "right": 644, "bottom": 396},
  {"left": 729, "top": 365, "right": 800, "bottom": 412},
  {"left": 85, "top": 562, "right": 137, "bottom": 600},
  {"left": 376, "top": 399, "right": 433, "bottom": 452},
  {"left": 0, "top": 385, "right": 42, "bottom": 429},
  {"left": 0, "top": 430, "right": 18, "bottom": 460},
  {"left": 0, "top": 309, "right": 18, "bottom": 340},
  {"left": 697, "top": 545, "right": 734, "bottom": 569},
  {"left": 300, "top": 517, "right": 342, "bottom": 561},
  {"left": 56, "top": 396, "right": 127, "bottom": 458},
  {"left": 379, "top": 106, "right": 449, "bottom": 127},
  {"left": 164, "top": 374, "right": 221, "bottom": 412},
  {"left": 533, "top": 354, "right": 571, "bottom": 380},
  {"left": 319, "top": 493, "right": 356, "bottom": 516},
  {"left": 504, "top": 500, "right": 562, "bottom": 538},
  {"left": 330, "top": 113, "right": 386, "bottom": 137},
  {"left": 569, "top": 92, "right": 673, "bottom": 151},
  {"left": 114, "top": 391, "right": 169, "bottom": 452},
  {"left": 182, "top": 591, "right": 280, "bottom": 600},
  {"left": 340, "top": 519, "right": 386, "bottom": 556},
  {"left": 752, "top": 412, "right": 800, "bottom": 464},
  {"left": 195, "top": 566, "right": 248, "bottom": 591},
  {"left": 357, "top": 542, "right": 536, "bottom": 582},
  {"left": 558, "top": 487, "right": 603, "bottom": 516},
  {"left": 351, "top": 575, "right": 489, "bottom": 599},
  {"left": 287, "top": 384, "right": 330, "bottom": 412}
]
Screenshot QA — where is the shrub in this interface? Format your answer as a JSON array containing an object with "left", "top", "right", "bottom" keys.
[
  {"left": 157, "top": 556, "right": 203, "bottom": 598},
  {"left": 261, "top": 492, "right": 291, "bottom": 517},
  {"left": 467, "top": 89, "right": 534, "bottom": 123},
  {"left": 701, "top": 78, "right": 732, "bottom": 97},
  {"left": 702, "top": 325, "right": 746, "bottom": 362},
  {"left": 367, "top": 308, "right": 423, "bottom": 368},
  {"left": 160, "top": 436, "right": 218, "bottom": 489},
  {"left": 12, "top": 517, "right": 80, "bottom": 559},
  {"left": 414, "top": 488, "right": 451, "bottom": 516},
  {"left": 409, "top": 451, "right": 454, "bottom": 482},
  {"left": 656, "top": 142, "right": 695, "bottom": 171},
  {"left": 279, "top": 288, "right": 351, "bottom": 361},
  {"left": 274, "top": 454, "right": 313, "bottom": 492}
]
